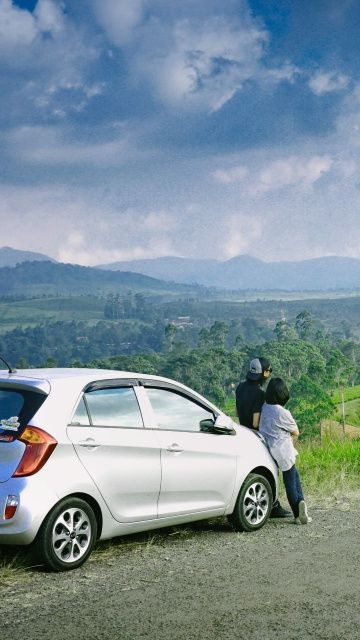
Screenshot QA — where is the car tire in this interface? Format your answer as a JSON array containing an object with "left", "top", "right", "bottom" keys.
[
  {"left": 37, "top": 497, "right": 97, "bottom": 571},
  {"left": 228, "top": 473, "right": 273, "bottom": 532}
]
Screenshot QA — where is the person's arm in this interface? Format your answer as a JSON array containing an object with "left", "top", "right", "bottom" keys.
[
  {"left": 291, "top": 426, "right": 299, "bottom": 440},
  {"left": 252, "top": 412, "right": 260, "bottom": 429},
  {"left": 253, "top": 387, "right": 265, "bottom": 430},
  {"left": 281, "top": 407, "right": 299, "bottom": 438}
]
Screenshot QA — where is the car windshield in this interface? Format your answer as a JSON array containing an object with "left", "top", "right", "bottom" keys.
[{"left": 0, "top": 386, "right": 47, "bottom": 438}]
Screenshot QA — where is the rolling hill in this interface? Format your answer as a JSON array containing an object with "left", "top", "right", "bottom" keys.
[
  {"left": 0, "top": 246, "right": 56, "bottom": 267},
  {"left": 99, "top": 255, "right": 360, "bottom": 291},
  {"left": 0, "top": 261, "right": 201, "bottom": 297}
]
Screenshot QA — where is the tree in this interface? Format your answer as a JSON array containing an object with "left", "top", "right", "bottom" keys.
[
  {"left": 274, "top": 320, "right": 298, "bottom": 342},
  {"left": 164, "top": 323, "right": 178, "bottom": 352},
  {"left": 295, "top": 310, "right": 316, "bottom": 340},
  {"left": 323, "top": 349, "right": 354, "bottom": 389},
  {"left": 288, "top": 375, "right": 335, "bottom": 439},
  {"left": 258, "top": 339, "right": 327, "bottom": 381},
  {"left": 209, "top": 321, "right": 229, "bottom": 348}
]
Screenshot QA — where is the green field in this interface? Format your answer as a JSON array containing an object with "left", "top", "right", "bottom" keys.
[
  {"left": 337, "top": 398, "right": 360, "bottom": 427},
  {"left": 331, "top": 385, "right": 360, "bottom": 404},
  {"left": 330, "top": 385, "right": 360, "bottom": 427},
  {"left": 0, "top": 296, "right": 105, "bottom": 333}
]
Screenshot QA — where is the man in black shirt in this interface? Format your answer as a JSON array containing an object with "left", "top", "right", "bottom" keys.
[{"left": 236, "top": 357, "right": 291, "bottom": 518}]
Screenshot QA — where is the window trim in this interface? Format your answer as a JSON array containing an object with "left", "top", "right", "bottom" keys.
[
  {"left": 139, "top": 380, "right": 217, "bottom": 414},
  {"left": 70, "top": 381, "right": 145, "bottom": 430},
  {"left": 142, "top": 384, "right": 216, "bottom": 434}
]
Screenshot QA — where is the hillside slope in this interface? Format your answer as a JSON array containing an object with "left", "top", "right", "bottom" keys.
[
  {"left": 0, "top": 261, "right": 199, "bottom": 297},
  {"left": 100, "top": 255, "right": 360, "bottom": 291}
]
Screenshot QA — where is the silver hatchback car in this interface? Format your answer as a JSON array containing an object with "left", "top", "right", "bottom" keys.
[{"left": 0, "top": 368, "right": 278, "bottom": 571}]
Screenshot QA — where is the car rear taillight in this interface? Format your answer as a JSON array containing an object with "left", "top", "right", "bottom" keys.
[
  {"left": 4, "top": 495, "right": 19, "bottom": 520},
  {"left": 12, "top": 427, "right": 57, "bottom": 477}
]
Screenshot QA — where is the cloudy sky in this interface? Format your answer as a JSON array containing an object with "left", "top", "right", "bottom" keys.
[{"left": 1, "top": 0, "right": 360, "bottom": 265}]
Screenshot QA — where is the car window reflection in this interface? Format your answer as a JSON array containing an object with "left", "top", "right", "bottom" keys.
[
  {"left": 83, "top": 387, "right": 144, "bottom": 429},
  {"left": 147, "top": 388, "right": 213, "bottom": 432}
]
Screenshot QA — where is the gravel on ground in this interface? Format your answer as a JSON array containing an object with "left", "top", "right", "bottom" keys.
[{"left": 1, "top": 495, "right": 359, "bottom": 640}]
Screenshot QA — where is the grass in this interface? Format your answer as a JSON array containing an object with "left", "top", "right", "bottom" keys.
[
  {"left": 331, "top": 384, "right": 360, "bottom": 404},
  {"left": 0, "top": 547, "right": 35, "bottom": 584},
  {"left": 335, "top": 397, "right": 360, "bottom": 427},
  {"left": 295, "top": 436, "right": 360, "bottom": 498}
]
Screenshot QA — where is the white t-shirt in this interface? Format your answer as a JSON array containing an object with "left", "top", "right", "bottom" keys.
[{"left": 259, "top": 403, "right": 298, "bottom": 471}]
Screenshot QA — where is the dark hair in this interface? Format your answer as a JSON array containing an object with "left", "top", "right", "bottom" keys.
[
  {"left": 258, "top": 357, "right": 272, "bottom": 374},
  {"left": 265, "top": 377, "right": 290, "bottom": 406}
]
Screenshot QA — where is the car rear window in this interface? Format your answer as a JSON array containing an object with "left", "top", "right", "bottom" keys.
[{"left": 0, "top": 386, "right": 47, "bottom": 440}]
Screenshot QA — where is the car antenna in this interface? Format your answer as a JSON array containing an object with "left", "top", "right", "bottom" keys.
[{"left": 0, "top": 355, "right": 17, "bottom": 374}]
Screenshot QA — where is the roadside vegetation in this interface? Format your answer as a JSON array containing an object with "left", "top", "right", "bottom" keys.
[
  {"left": 298, "top": 437, "right": 360, "bottom": 497},
  {"left": 1, "top": 294, "right": 360, "bottom": 582}
]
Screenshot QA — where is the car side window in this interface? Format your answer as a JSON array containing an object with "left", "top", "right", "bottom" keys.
[
  {"left": 71, "top": 396, "right": 90, "bottom": 426},
  {"left": 146, "top": 387, "right": 214, "bottom": 432},
  {"left": 84, "top": 387, "right": 144, "bottom": 429}
]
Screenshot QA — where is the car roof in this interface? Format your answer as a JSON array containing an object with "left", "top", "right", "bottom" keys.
[
  {"left": 0, "top": 368, "right": 222, "bottom": 413},
  {"left": 0, "top": 367, "right": 165, "bottom": 384}
]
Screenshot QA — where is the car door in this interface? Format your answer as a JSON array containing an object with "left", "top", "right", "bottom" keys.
[
  {"left": 142, "top": 384, "right": 237, "bottom": 518},
  {"left": 67, "top": 381, "right": 161, "bottom": 523}
]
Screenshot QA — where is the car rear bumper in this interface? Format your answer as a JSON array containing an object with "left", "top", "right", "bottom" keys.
[{"left": 0, "top": 477, "right": 59, "bottom": 545}]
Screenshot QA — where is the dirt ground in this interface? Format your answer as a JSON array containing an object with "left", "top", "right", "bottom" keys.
[{"left": 1, "top": 496, "right": 359, "bottom": 640}]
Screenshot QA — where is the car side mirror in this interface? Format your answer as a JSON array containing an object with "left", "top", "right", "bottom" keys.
[{"left": 200, "top": 415, "right": 236, "bottom": 435}]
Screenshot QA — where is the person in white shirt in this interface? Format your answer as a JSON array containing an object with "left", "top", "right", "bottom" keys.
[{"left": 259, "top": 377, "right": 311, "bottom": 525}]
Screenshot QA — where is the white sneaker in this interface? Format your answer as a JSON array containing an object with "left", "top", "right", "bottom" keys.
[
  {"left": 298, "top": 500, "right": 312, "bottom": 524},
  {"left": 292, "top": 517, "right": 301, "bottom": 525}
]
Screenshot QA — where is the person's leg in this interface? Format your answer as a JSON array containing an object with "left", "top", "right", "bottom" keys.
[
  {"left": 294, "top": 466, "right": 304, "bottom": 502},
  {"left": 282, "top": 465, "right": 300, "bottom": 517},
  {"left": 284, "top": 466, "right": 311, "bottom": 523},
  {"left": 294, "top": 468, "right": 312, "bottom": 523},
  {"left": 270, "top": 499, "right": 292, "bottom": 518}
]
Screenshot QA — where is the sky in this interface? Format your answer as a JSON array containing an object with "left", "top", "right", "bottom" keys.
[{"left": 1, "top": 0, "right": 360, "bottom": 266}]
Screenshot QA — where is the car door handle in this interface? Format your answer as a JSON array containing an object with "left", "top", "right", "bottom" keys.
[
  {"left": 166, "top": 443, "right": 184, "bottom": 453},
  {"left": 78, "top": 438, "right": 100, "bottom": 449}
]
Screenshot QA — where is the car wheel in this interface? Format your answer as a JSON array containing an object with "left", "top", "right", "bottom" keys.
[
  {"left": 37, "top": 497, "right": 97, "bottom": 571},
  {"left": 228, "top": 473, "right": 273, "bottom": 532}
]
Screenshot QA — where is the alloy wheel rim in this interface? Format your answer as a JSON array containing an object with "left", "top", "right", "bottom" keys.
[
  {"left": 52, "top": 507, "right": 92, "bottom": 564},
  {"left": 243, "top": 481, "right": 269, "bottom": 525}
]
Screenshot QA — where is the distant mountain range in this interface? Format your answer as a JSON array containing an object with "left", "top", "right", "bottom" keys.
[
  {"left": 99, "top": 255, "right": 360, "bottom": 291},
  {"left": 0, "top": 260, "right": 197, "bottom": 297},
  {"left": 0, "top": 246, "right": 56, "bottom": 268},
  {"left": 1, "top": 247, "right": 360, "bottom": 292}
]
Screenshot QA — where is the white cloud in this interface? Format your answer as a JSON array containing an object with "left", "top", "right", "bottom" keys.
[
  {"left": 0, "top": 0, "right": 100, "bottom": 117},
  {"left": 58, "top": 241, "right": 174, "bottom": 267},
  {"left": 261, "top": 62, "right": 300, "bottom": 84},
  {"left": 8, "top": 125, "right": 137, "bottom": 166},
  {"left": 142, "top": 211, "right": 178, "bottom": 232},
  {"left": 223, "top": 214, "right": 263, "bottom": 259},
  {"left": 213, "top": 165, "right": 248, "bottom": 184},
  {"left": 0, "top": 183, "right": 178, "bottom": 266},
  {"left": 252, "top": 155, "right": 333, "bottom": 194},
  {"left": 90, "top": 2, "right": 300, "bottom": 113},
  {"left": 34, "top": 0, "right": 64, "bottom": 34},
  {"left": 0, "top": 0, "right": 64, "bottom": 53},
  {"left": 0, "top": 0, "right": 37, "bottom": 49},
  {"left": 213, "top": 155, "right": 334, "bottom": 194},
  {"left": 91, "top": 0, "right": 144, "bottom": 46},
  {"left": 308, "top": 70, "right": 350, "bottom": 95},
  {"left": 136, "top": 15, "right": 268, "bottom": 112}
]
